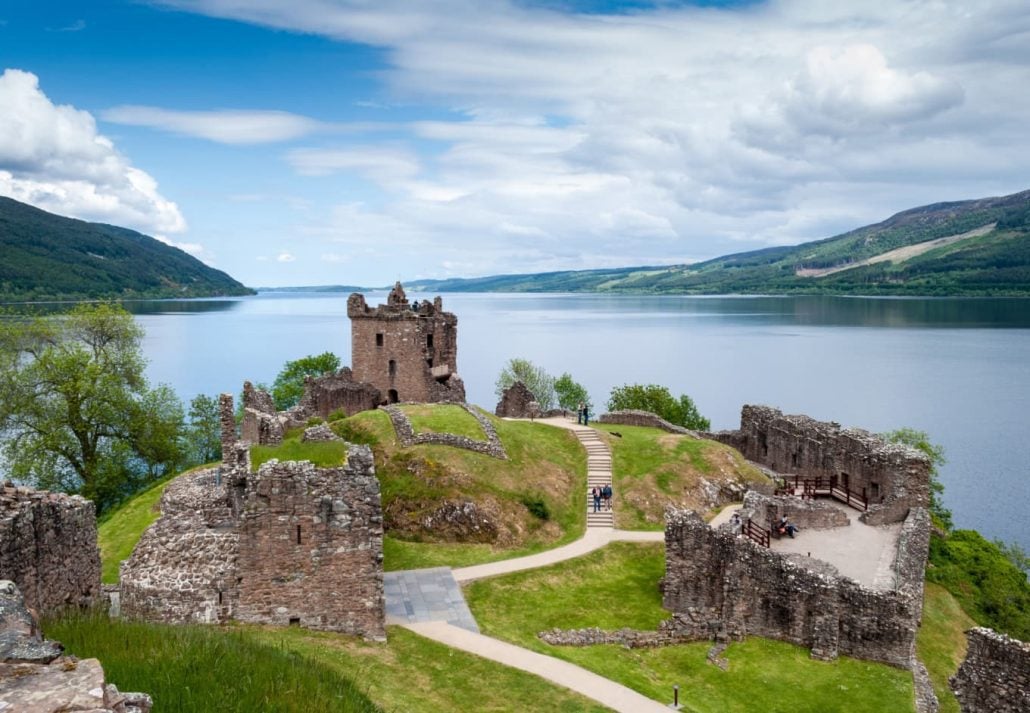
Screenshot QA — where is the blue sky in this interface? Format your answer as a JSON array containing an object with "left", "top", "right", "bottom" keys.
[{"left": 1, "top": 1, "right": 1029, "bottom": 286}]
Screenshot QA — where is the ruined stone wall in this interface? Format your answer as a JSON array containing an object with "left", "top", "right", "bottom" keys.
[
  {"left": 384, "top": 404, "right": 507, "bottom": 460},
  {"left": 235, "top": 449, "right": 385, "bottom": 639},
  {"left": 119, "top": 467, "right": 240, "bottom": 625},
  {"left": 348, "top": 283, "right": 464, "bottom": 404},
  {"left": 494, "top": 381, "right": 539, "bottom": 418},
  {"left": 661, "top": 507, "right": 926, "bottom": 668},
  {"left": 741, "top": 491, "right": 851, "bottom": 531},
  {"left": 0, "top": 483, "right": 101, "bottom": 615},
  {"left": 712, "top": 405, "right": 931, "bottom": 525},
  {"left": 598, "top": 410, "right": 700, "bottom": 436},
  {"left": 120, "top": 444, "right": 385, "bottom": 640},
  {"left": 951, "top": 628, "right": 1030, "bottom": 713},
  {"left": 298, "top": 367, "right": 381, "bottom": 418},
  {"left": 240, "top": 381, "right": 288, "bottom": 446}
]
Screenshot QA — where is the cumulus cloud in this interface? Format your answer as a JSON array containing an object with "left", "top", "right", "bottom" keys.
[
  {"left": 103, "top": 105, "right": 329, "bottom": 144},
  {"left": 0, "top": 68, "right": 186, "bottom": 235},
  {"left": 276, "top": 251, "right": 295, "bottom": 262},
  {"left": 159, "top": 0, "right": 1030, "bottom": 278}
]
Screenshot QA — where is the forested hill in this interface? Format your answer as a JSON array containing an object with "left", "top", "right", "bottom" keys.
[
  {"left": 0, "top": 197, "right": 254, "bottom": 302},
  {"left": 407, "top": 189, "right": 1030, "bottom": 296}
]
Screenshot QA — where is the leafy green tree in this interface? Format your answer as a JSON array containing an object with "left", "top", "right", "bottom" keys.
[
  {"left": 0, "top": 303, "right": 185, "bottom": 514},
  {"left": 606, "top": 383, "right": 711, "bottom": 430},
  {"left": 187, "top": 394, "right": 223, "bottom": 465},
  {"left": 494, "top": 358, "right": 556, "bottom": 410},
  {"left": 554, "top": 372, "right": 591, "bottom": 412},
  {"left": 882, "top": 427, "right": 951, "bottom": 530},
  {"left": 270, "top": 352, "right": 341, "bottom": 410}
]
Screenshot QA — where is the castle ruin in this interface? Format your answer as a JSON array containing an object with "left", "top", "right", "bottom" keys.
[
  {"left": 347, "top": 282, "right": 465, "bottom": 404},
  {"left": 119, "top": 395, "right": 386, "bottom": 639}
]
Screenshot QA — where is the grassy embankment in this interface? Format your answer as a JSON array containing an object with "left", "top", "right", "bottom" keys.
[
  {"left": 916, "top": 583, "right": 975, "bottom": 713},
  {"left": 593, "top": 423, "right": 767, "bottom": 530},
  {"left": 465, "top": 541, "right": 916, "bottom": 712}
]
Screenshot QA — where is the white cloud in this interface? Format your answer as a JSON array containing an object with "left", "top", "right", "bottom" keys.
[
  {"left": 160, "top": 0, "right": 1030, "bottom": 280},
  {"left": 276, "top": 251, "right": 295, "bottom": 262},
  {"left": 0, "top": 68, "right": 186, "bottom": 235},
  {"left": 103, "top": 105, "right": 329, "bottom": 144}
]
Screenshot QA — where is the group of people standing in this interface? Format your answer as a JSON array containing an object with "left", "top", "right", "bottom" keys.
[
  {"left": 591, "top": 484, "right": 613, "bottom": 512},
  {"left": 576, "top": 402, "right": 590, "bottom": 425}
]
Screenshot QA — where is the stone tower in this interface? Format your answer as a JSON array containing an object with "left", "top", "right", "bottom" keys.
[{"left": 346, "top": 282, "right": 465, "bottom": 404}]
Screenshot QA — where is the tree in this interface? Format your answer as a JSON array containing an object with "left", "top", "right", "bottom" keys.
[
  {"left": 882, "top": 427, "right": 951, "bottom": 530},
  {"left": 494, "top": 358, "right": 556, "bottom": 410},
  {"left": 186, "top": 394, "right": 223, "bottom": 465},
  {"left": 606, "top": 383, "right": 711, "bottom": 430},
  {"left": 0, "top": 303, "right": 185, "bottom": 514},
  {"left": 270, "top": 352, "right": 340, "bottom": 410},
  {"left": 554, "top": 372, "right": 591, "bottom": 412}
]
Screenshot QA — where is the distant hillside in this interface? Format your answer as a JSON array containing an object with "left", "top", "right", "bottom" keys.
[
  {"left": 0, "top": 197, "right": 254, "bottom": 302},
  {"left": 407, "top": 189, "right": 1030, "bottom": 296}
]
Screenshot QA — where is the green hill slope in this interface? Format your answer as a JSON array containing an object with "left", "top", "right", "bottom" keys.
[
  {"left": 0, "top": 197, "right": 254, "bottom": 301},
  {"left": 407, "top": 189, "right": 1030, "bottom": 296}
]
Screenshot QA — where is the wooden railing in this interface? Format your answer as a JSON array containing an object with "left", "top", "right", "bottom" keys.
[
  {"left": 743, "top": 517, "right": 770, "bottom": 548},
  {"left": 774, "top": 475, "right": 868, "bottom": 512}
]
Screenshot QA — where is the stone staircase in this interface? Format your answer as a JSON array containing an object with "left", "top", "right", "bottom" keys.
[{"left": 576, "top": 427, "right": 614, "bottom": 528}]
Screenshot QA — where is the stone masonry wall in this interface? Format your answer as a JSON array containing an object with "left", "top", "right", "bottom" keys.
[
  {"left": 711, "top": 405, "right": 931, "bottom": 525},
  {"left": 494, "top": 381, "right": 539, "bottom": 418},
  {"left": 120, "top": 443, "right": 385, "bottom": 640},
  {"left": 348, "top": 283, "right": 464, "bottom": 404},
  {"left": 298, "top": 367, "right": 381, "bottom": 419},
  {"left": 235, "top": 451, "right": 385, "bottom": 639},
  {"left": 661, "top": 507, "right": 928, "bottom": 668},
  {"left": 384, "top": 404, "right": 507, "bottom": 460},
  {"left": 598, "top": 409, "right": 700, "bottom": 436},
  {"left": 0, "top": 483, "right": 101, "bottom": 615},
  {"left": 950, "top": 628, "right": 1030, "bottom": 713},
  {"left": 741, "top": 490, "right": 851, "bottom": 531}
]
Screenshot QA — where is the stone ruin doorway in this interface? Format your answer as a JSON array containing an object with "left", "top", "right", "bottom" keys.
[{"left": 388, "top": 389, "right": 399, "bottom": 404}]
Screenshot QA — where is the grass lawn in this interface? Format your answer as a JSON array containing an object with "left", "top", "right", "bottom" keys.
[
  {"left": 465, "top": 541, "right": 915, "bottom": 713},
  {"left": 400, "top": 403, "right": 486, "bottom": 439},
  {"left": 251, "top": 439, "right": 352, "bottom": 470},
  {"left": 44, "top": 613, "right": 379, "bottom": 713},
  {"left": 97, "top": 474, "right": 180, "bottom": 584},
  {"left": 593, "top": 424, "right": 766, "bottom": 530},
  {"left": 917, "top": 583, "right": 975, "bottom": 713}
]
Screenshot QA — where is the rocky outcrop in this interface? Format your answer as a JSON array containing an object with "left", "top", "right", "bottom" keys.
[
  {"left": 494, "top": 381, "right": 539, "bottom": 419},
  {"left": 0, "top": 580, "right": 152, "bottom": 713},
  {"left": 0, "top": 482, "right": 101, "bottom": 616},
  {"left": 951, "top": 627, "right": 1030, "bottom": 712}
]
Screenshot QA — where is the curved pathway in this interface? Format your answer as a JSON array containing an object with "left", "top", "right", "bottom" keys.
[{"left": 388, "top": 415, "right": 666, "bottom": 712}]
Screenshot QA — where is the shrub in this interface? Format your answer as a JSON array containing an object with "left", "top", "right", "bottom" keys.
[
  {"left": 520, "top": 495, "right": 550, "bottom": 521},
  {"left": 606, "top": 383, "right": 710, "bottom": 430}
]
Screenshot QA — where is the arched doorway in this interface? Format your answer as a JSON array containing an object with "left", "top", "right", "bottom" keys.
[{"left": 388, "top": 389, "right": 399, "bottom": 404}]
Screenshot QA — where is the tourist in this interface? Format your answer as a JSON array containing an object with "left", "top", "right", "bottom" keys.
[
  {"left": 778, "top": 515, "right": 799, "bottom": 538},
  {"left": 577, "top": 401, "right": 584, "bottom": 424},
  {"left": 730, "top": 512, "right": 742, "bottom": 535},
  {"left": 583, "top": 405, "right": 590, "bottom": 426},
  {"left": 603, "top": 483, "right": 613, "bottom": 512},
  {"left": 592, "top": 486, "right": 601, "bottom": 513}
]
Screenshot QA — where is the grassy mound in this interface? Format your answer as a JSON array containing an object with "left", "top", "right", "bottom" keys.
[
  {"left": 465, "top": 542, "right": 915, "bottom": 712},
  {"left": 595, "top": 424, "right": 768, "bottom": 529},
  {"left": 44, "top": 613, "right": 379, "bottom": 713},
  {"left": 401, "top": 403, "right": 486, "bottom": 439}
]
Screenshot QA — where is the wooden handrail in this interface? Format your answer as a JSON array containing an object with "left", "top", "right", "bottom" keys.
[
  {"left": 743, "top": 517, "right": 770, "bottom": 548},
  {"left": 775, "top": 474, "right": 868, "bottom": 511}
]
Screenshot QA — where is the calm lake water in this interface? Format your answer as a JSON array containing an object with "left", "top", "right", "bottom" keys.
[{"left": 130, "top": 292, "right": 1030, "bottom": 552}]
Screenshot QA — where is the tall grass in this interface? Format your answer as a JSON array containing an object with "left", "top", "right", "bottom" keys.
[{"left": 44, "top": 613, "right": 379, "bottom": 713}]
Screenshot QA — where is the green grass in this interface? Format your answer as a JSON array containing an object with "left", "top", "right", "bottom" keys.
[
  {"left": 400, "top": 403, "right": 486, "bottom": 439},
  {"left": 917, "top": 583, "right": 976, "bottom": 713},
  {"left": 593, "top": 424, "right": 766, "bottom": 530},
  {"left": 465, "top": 542, "right": 915, "bottom": 713},
  {"left": 98, "top": 475, "right": 179, "bottom": 584},
  {"left": 251, "top": 438, "right": 352, "bottom": 470},
  {"left": 245, "top": 625, "right": 609, "bottom": 713},
  {"left": 44, "top": 613, "right": 379, "bottom": 713}
]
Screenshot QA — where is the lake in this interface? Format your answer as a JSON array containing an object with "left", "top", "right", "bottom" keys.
[{"left": 130, "top": 292, "right": 1030, "bottom": 552}]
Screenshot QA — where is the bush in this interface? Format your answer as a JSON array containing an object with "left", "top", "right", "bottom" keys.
[
  {"left": 606, "top": 383, "right": 710, "bottom": 430},
  {"left": 327, "top": 408, "right": 349, "bottom": 423},
  {"left": 520, "top": 495, "right": 550, "bottom": 521},
  {"left": 306, "top": 416, "right": 325, "bottom": 426}
]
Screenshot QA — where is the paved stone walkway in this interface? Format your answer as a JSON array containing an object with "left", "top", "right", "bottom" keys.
[
  {"left": 403, "top": 621, "right": 672, "bottom": 713},
  {"left": 384, "top": 567, "right": 479, "bottom": 632}
]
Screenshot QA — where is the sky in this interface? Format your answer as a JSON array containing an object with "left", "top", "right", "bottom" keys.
[{"left": 0, "top": 1, "right": 1028, "bottom": 287}]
